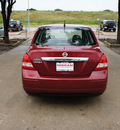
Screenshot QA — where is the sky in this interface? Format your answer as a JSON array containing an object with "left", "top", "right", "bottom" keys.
[{"left": 9, "top": 0, "right": 118, "bottom": 12}]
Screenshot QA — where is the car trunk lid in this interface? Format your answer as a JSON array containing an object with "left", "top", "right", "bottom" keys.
[{"left": 27, "top": 45, "right": 103, "bottom": 77}]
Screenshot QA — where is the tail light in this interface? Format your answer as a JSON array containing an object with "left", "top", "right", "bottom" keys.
[
  {"left": 105, "top": 24, "right": 107, "bottom": 26},
  {"left": 95, "top": 54, "right": 108, "bottom": 71},
  {"left": 16, "top": 24, "right": 18, "bottom": 27},
  {"left": 22, "top": 53, "right": 35, "bottom": 70}
]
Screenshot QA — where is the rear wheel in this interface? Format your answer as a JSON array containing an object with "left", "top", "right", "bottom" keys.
[
  {"left": 17, "top": 27, "right": 20, "bottom": 31},
  {"left": 25, "top": 91, "right": 36, "bottom": 96},
  {"left": 100, "top": 28, "right": 102, "bottom": 31},
  {"left": 91, "top": 93, "right": 103, "bottom": 96},
  {"left": 113, "top": 29, "right": 116, "bottom": 32},
  {"left": 100, "top": 25, "right": 102, "bottom": 31},
  {"left": 103, "top": 28, "right": 106, "bottom": 32}
]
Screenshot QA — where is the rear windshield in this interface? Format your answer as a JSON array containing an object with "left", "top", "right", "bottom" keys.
[
  {"left": 34, "top": 28, "right": 96, "bottom": 46},
  {"left": 9, "top": 21, "right": 17, "bottom": 24},
  {"left": 105, "top": 21, "right": 116, "bottom": 24}
]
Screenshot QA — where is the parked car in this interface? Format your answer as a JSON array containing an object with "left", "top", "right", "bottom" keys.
[
  {"left": 9, "top": 20, "right": 23, "bottom": 31},
  {"left": 27, "top": 8, "right": 36, "bottom": 11},
  {"left": 100, "top": 20, "right": 116, "bottom": 32},
  {"left": 0, "top": 26, "right": 4, "bottom": 39},
  {"left": 54, "top": 8, "right": 63, "bottom": 11},
  {"left": 22, "top": 24, "right": 108, "bottom": 96}
]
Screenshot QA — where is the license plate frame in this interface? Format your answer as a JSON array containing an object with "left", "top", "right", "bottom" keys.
[{"left": 56, "top": 62, "right": 74, "bottom": 72}]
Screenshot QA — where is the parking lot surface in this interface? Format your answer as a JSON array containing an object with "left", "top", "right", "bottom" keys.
[
  {"left": 100, "top": 31, "right": 117, "bottom": 39},
  {"left": 0, "top": 31, "right": 120, "bottom": 130},
  {"left": 8, "top": 27, "right": 117, "bottom": 40}
]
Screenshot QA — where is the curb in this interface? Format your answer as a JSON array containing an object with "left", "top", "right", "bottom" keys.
[
  {"left": 0, "top": 39, "right": 26, "bottom": 47},
  {"left": 22, "top": 38, "right": 32, "bottom": 45},
  {"left": 103, "top": 41, "right": 120, "bottom": 47}
]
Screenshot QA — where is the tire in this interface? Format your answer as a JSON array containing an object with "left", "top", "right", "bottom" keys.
[
  {"left": 113, "top": 29, "right": 116, "bottom": 32},
  {"left": 21, "top": 26, "right": 23, "bottom": 30},
  {"left": 17, "top": 27, "right": 20, "bottom": 31},
  {"left": 91, "top": 93, "right": 103, "bottom": 96},
  {"left": 100, "top": 28, "right": 102, "bottom": 31},
  {"left": 103, "top": 27, "right": 106, "bottom": 31},
  {"left": 100, "top": 25, "right": 102, "bottom": 31},
  {"left": 25, "top": 91, "right": 36, "bottom": 96}
]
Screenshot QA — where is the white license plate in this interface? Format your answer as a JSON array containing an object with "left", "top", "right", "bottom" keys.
[{"left": 56, "top": 62, "right": 74, "bottom": 72}]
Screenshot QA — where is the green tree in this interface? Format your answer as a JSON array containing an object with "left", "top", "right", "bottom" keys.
[{"left": 0, "top": 0, "right": 16, "bottom": 43}]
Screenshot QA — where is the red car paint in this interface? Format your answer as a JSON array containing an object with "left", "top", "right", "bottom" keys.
[{"left": 22, "top": 24, "right": 108, "bottom": 95}]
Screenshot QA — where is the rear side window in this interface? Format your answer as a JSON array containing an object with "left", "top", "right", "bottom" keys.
[
  {"left": 34, "top": 28, "right": 96, "bottom": 46},
  {"left": 17, "top": 21, "right": 20, "bottom": 24}
]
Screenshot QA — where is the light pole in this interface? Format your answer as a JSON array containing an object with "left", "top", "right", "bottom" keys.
[
  {"left": 26, "top": 20, "right": 29, "bottom": 39},
  {"left": 97, "top": 18, "right": 100, "bottom": 39},
  {"left": 28, "top": 0, "right": 30, "bottom": 32}
]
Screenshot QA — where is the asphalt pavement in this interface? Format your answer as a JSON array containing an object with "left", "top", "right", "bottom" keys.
[
  {"left": 0, "top": 37, "right": 120, "bottom": 130},
  {"left": 8, "top": 27, "right": 117, "bottom": 40}
]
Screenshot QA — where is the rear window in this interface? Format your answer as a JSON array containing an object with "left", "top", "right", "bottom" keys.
[
  {"left": 34, "top": 28, "right": 96, "bottom": 46},
  {"left": 9, "top": 21, "right": 17, "bottom": 24},
  {"left": 105, "top": 21, "right": 116, "bottom": 24}
]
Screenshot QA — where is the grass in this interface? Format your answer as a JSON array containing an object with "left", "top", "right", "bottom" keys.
[{"left": 0, "top": 11, "right": 118, "bottom": 27}]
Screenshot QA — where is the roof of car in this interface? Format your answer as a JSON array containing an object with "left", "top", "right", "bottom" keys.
[
  {"left": 39, "top": 24, "right": 90, "bottom": 29},
  {"left": 103, "top": 20, "right": 115, "bottom": 21}
]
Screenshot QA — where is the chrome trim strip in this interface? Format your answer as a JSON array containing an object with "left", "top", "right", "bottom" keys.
[
  {"left": 41, "top": 57, "right": 89, "bottom": 62},
  {"left": 33, "top": 59, "right": 41, "bottom": 61}
]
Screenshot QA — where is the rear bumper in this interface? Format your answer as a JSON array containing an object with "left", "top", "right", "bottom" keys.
[
  {"left": 9, "top": 28, "right": 17, "bottom": 31},
  {"left": 22, "top": 69, "right": 108, "bottom": 94},
  {"left": 104, "top": 26, "right": 116, "bottom": 30}
]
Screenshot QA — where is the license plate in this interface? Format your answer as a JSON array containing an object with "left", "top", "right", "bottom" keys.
[{"left": 56, "top": 62, "right": 74, "bottom": 72}]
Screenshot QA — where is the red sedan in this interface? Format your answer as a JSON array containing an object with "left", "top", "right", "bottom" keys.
[{"left": 22, "top": 24, "right": 108, "bottom": 95}]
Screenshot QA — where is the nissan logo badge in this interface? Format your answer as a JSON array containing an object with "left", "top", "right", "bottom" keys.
[{"left": 62, "top": 52, "right": 68, "bottom": 57}]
